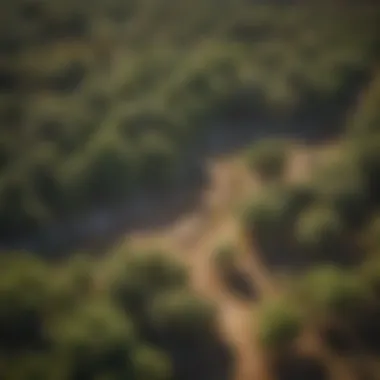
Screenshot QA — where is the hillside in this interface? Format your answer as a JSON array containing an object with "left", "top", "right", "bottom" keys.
[
  {"left": 2, "top": 2, "right": 380, "bottom": 380},
  {"left": 1, "top": 2, "right": 380, "bottom": 246}
]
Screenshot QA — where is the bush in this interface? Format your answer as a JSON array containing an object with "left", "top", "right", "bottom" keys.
[
  {"left": 131, "top": 344, "right": 173, "bottom": 380},
  {"left": 352, "top": 137, "right": 380, "bottom": 204},
  {"left": 148, "top": 289, "right": 217, "bottom": 342},
  {"left": 298, "top": 266, "right": 369, "bottom": 317},
  {"left": 0, "top": 253, "right": 51, "bottom": 349},
  {"left": 348, "top": 71, "right": 380, "bottom": 138},
  {"left": 50, "top": 254, "right": 95, "bottom": 312},
  {"left": 257, "top": 299, "right": 302, "bottom": 349},
  {"left": 295, "top": 205, "right": 345, "bottom": 254},
  {"left": 75, "top": 143, "right": 137, "bottom": 206},
  {"left": 111, "top": 250, "right": 188, "bottom": 314},
  {"left": 137, "top": 133, "right": 179, "bottom": 189},
  {"left": 245, "top": 139, "right": 290, "bottom": 181},
  {"left": 312, "top": 153, "right": 370, "bottom": 227},
  {"left": 49, "top": 300, "right": 136, "bottom": 377},
  {"left": 362, "top": 215, "right": 380, "bottom": 252},
  {"left": 241, "top": 184, "right": 304, "bottom": 240},
  {"left": 360, "top": 258, "right": 380, "bottom": 297}
]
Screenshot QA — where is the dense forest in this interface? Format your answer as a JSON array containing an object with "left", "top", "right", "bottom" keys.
[{"left": 2, "top": 1, "right": 380, "bottom": 380}]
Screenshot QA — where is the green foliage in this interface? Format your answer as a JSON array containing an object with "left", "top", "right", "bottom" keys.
[
  {"left": 245, "top": 139, "right": 289, "bottom": 181},
  {"left": 111, "top": 250, "right": 188, "bottom": 313},
  {"left": 348, "top": 70, "right": 380, "bottom": 138},
  {"left": 295, "top": 205, "right": 345, "bottom": 253},
  {"left": 131, "top": 344, "right": 173, "bottom": 380},
  {"left": 0, "top": 4, "right": 379, "bottom": 236},
  {"left": 0, "top": 253, "right": 51, "bottom": 348},
  {"left": 49, "top": 300, "right": 136, "bottom": 378},
  {"left": 257, "top": 299, "right": 302, "bottom": 349},
  {"left": 360, "top": 257, "right": 380, "bottom": 297},
  {"left": 241, "top": 183, "right": 310, "bottom": 240},
  {"left": 351, "top": 137, "right": 380, "bottom": 203},
  {"left": 149, "top": 289, "right": 217, "bottom": 341},
  {"left": 298, "top": 265, "right": 369, "bottom": 317},
  {"left": 311, "top": 152, "right": 369, "bottom": 227}
]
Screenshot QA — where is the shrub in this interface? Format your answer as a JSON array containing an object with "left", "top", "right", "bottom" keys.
[
  {"left": 49, "top": 300, "right": 136, "bottom": 377},
  {"left": 348, "top": 71, "right": 380, "bottom": 138},
  {"left": 111, "top": 250, "right": 188, "bottom": 314},
  {"left": 295, "top": 205, "right": 345, "bottom": 254},
  {"left": 241, "top": 184, "right": 304, "bottom": 240},
  {"left": 352, "top": 137, "right": 380, "bottom": 204},
  {"left": 257, "top": 299, "right": 302, "bottom": 349},
  {"left": 50, "top": 254, "right": 95, "bottom": 312},
  {"left": 76, "top": 143, "right": 137, "bottom": 206},
  {"left": 46, "top": 61, "right": 87, "bottom": 93},
  {"left": 131, "top": 344, "right": 173, "bottom": 380},
  {"left": 137, "top": 133, "right": 179, "bottom": 189},
  {"left": 360, "top": 257, "right": 380, "bottom": 297},
  {"left": 312, "top": 152, "right": 370, "bottom": 227},
  {"left": 0, "top": 253, "right": 51, "bottom": 349},
  {"left": 148, "top": 289, "right": 217, "bottom": 342},
  {"left": 245, "top": 138, "right": 290, "bottom": 181},
  {"left": 298, "top": 265, "right": 369, "bottom": 317},
  {"left": 362, "top": 215, "right": 380, "bottom": 252}
]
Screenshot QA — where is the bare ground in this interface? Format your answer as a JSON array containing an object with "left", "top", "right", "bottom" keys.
[{"left": 103, "top": 142, "right": 368, "bottom": 380}]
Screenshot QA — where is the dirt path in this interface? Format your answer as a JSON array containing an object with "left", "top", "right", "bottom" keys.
[
  {"left": 125, "top": 154, "right": 275, "bottom": 380},
  {"left": 110, "top": 144, "right": 352, "bottom": 380}
]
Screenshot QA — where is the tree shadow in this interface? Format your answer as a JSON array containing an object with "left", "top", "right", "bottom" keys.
[
  {"left": 166, "top": 338, "right": 234, "bottom": 380},
  {"left": 273, "top": 353, "right": 328, "bottom": 380},
  {"left": 254, "top": 233, "right": 361, "bottom": 275},
  {"left": 224, "top": 269, "right": 259, "bottom": 301}
]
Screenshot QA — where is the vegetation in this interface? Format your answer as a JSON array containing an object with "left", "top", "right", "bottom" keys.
[
  {"left": 0, "top": 250, "right": 222, "bottom": 380},
  {"left": 295, "top": 205, "right": 345, "bottom": 255},
  {"left": 245, "top": 139, "right": 290, "bottom": 181},
  {"left": 1, "top": 2, "right": 380, "bottom": 242},
  {"left": 257, "top": 298, "right": 302, "bottom": 350},
  {"left": 2, "top": 1, "right": 380, "bottom": 380}
]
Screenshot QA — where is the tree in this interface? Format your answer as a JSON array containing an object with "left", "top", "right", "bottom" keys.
[
  {"left": 352, "top": 137, "right": 380, "bottom": 204},
  {"left": 245, "top": 138, "right": 290, "bottom": 181},
  {"left": 50, "top": 254, "right": 95, "bottom": 313},
  {"left": 257, "top": 298, "right": 302, "bottom": 349},
  {"left": 49, "top": 300, "right": 136, "bottom": 380},
  {"left": 148, "top": 289, "right": 217, "bottom": 342},
  {"left": 241, "top": 184, "right": 307, "bottom": 241},
  {"left": 295, "top": 205, "right": 345, "bottom": 255},
  {"left": 110, "top": 250, "right": 188, "bottom": 315},
  {"left": 131, "top": 344, "right": 173, "bottom": 380},
  {"left": 298, "top": 266, "right": 368, "bottom": 318},
  {"left": 311, "top": 152, "right": 370, "bottom": 227},
  {"left": 347, "top": 71, "right": 380, "bottom": 138},
  {"left": 0, "top": 252, "right": 51, "bottom": 349}
]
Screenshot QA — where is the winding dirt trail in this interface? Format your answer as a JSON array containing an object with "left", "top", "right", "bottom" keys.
[
  {"left": 112, "top": 142, "right": 357, "bottom": 380},
  {"left": 126, "top": 154, "right": 276, "bottom": 380}
]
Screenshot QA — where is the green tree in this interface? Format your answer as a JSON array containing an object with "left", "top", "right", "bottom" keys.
[
  {"left": 245, "top": 138, "right": 290, "bottom": 181},
  {"left": 49, "top": 300, "right": 136, "bottom": 380},
  {"left": 298, "top": 266, "right": 368, "bottom": 318},
  {"left": 148, "top": 289, "right": 217, "bottom": 342},
  {"left": 257, "top": 298, "right": 302, "bottom": 349},
  {"left": 131, "top": 344, "right": 173, "bottom": 380},
  {"left": 0, "top": 253, "right": 51, "bottom": 349},
  {"left": 111, "top": 250, "right": 188, "bottom": 315},
  {"left": 295, "top": 205, "right": 345, "bottom": 255},
  {"left": 312, "top": 152, "right": 370, "bottom": 227}
]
